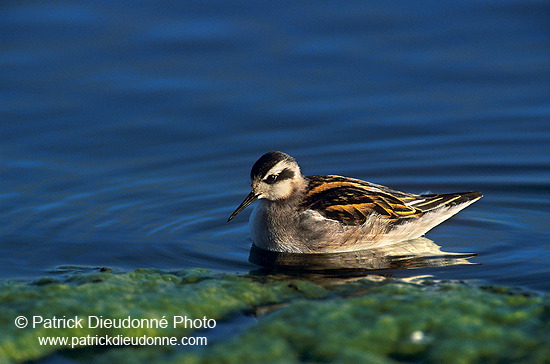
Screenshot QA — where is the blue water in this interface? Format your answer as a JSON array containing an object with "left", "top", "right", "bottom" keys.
[{"left": 1, "top": 0, "right": 549, "bottom": 290}]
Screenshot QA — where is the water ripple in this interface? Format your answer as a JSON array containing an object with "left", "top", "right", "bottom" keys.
[{"left": 0, "top": 0, "right": 548, "bottom": 291}]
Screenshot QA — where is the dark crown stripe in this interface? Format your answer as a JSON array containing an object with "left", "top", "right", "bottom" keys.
[{"left": 250, "top": 151, "right": 294, "bottom": 180}]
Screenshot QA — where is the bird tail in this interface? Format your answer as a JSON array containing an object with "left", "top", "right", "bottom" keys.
[{"left": 411, "top": 191, "right": 482, "bottom": 212}]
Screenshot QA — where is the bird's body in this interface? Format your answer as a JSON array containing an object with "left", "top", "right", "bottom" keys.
[{"left": 228, "top": 152, "right": 482, "bottom": 253}]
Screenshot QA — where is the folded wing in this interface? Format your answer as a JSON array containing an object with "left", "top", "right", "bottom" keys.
[{"left": 302, "top": 175, "right": 481, "bottom": 226}]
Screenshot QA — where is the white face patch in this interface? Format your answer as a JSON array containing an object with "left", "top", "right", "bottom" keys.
[
  {"left": 263, "top": 161, "right": 295, "bottom": 181},
  {"left": 254, "top": 160, "right": 302, "bottom": 200}
]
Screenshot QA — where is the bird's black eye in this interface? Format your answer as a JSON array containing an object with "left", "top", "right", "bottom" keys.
[
  {"left": 264, "top": 174, "right": 278, "bottom": 184},
  {"left": 263, "top": 168, "right": 295, "bottom": 185}
]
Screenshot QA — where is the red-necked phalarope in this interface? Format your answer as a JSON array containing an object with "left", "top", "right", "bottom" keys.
[{"left": 228, "top": 152, "right": 482, "bottom": 253}]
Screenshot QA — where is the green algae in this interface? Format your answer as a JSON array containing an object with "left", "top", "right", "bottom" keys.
[
  {"left": 165, "top": 282, "right": 549, "bottom": 364},
  {"left": 0, "top": 268, "right": 326, "bottom": 363},
  {"left": 0, "top": 268, "right": 548, "bottom": 364}
]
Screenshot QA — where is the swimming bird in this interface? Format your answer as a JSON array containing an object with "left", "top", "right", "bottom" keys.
[{"left": 228, "top": 151, "right": 482, "bottom": 253}]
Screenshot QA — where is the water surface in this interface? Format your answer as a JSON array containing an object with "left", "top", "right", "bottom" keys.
[{"left": 1, "top": 0, "right": 549, "bottom": 290}]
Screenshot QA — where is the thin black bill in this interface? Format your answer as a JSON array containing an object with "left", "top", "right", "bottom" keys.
[{"left": 227, "top": 191, "right": 259, "bottom": 222}]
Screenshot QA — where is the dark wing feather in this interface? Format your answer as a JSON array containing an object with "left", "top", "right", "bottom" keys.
[
  {"left": 301, "top": 175, "right": 419, "bottom": 225},
  {"left": 413, "top": 192, "right": 483, "bottom": 211},
  {"left": 302, "top": 175, "right": 482, "bottom": 226}
]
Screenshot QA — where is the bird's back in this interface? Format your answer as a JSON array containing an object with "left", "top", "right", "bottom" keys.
[{"left": 300, "top": 175, "right": 482, "bottom": 226}]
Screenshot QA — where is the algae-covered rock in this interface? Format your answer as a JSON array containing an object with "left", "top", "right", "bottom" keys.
[
  {"left": 0, "top": 267, "right": 326, "bottom": 363},
  {"left": 181, "top": 283, "right": 548, "bottom": 364},
  {"left": 0, "top": 268, "right": 548, "bottom": 364}
]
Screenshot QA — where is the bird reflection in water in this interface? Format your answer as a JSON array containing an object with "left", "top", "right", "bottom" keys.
[{"left": 248, "top": 237, "right": 476, "bottom": 275}]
